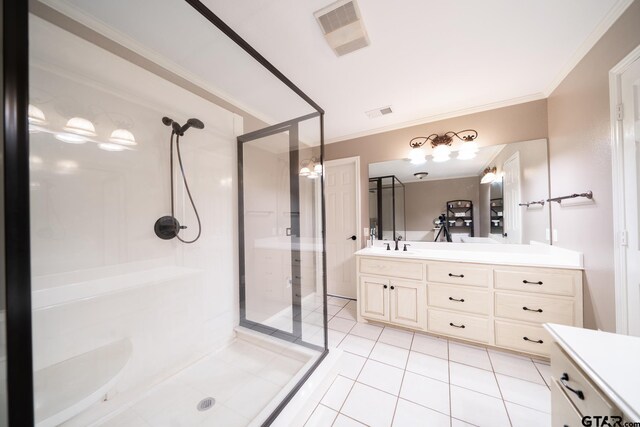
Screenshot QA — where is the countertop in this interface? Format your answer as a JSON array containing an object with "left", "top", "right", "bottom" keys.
[
  {"left": 355, "top": 242, "right": 583, "bottom": 269},
  {"left": 545, "top": 323, "right": 640, "bottom": 421}
]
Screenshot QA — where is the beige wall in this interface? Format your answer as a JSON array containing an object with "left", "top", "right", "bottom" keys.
[
  {"left": 547, "top": 0, "right": 640, "bottom": 331},
  {"left": 326, "top": 99, "right": 549, "bottom": 233},
  {"left": 404, "top": 177, "right": 480, "bottom": 240}
]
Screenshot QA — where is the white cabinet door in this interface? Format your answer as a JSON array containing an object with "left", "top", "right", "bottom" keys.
[
  {"left": 389, "top": 280, "right": 426, "bottom": 329},
  {"left": 359, "top": 276, "right": 389, "bottom": 322}
]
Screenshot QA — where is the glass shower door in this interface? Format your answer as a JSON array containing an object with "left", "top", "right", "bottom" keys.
[{"left": 238, "top": 113, "right": 325, "bottom": 348}]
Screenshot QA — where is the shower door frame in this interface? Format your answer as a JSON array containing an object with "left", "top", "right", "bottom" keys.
[
  {"left": 237, "top": 112, "right": 327, "bottom": 349},
  {"left": 3, "top": 0, "right": 327, "bottom": 425}
]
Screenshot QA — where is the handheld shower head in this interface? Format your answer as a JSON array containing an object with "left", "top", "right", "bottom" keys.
[
  {"left": 180, "top": 118, "right": 205, "bottom": 135},
  {"left": 162, "top": 117, "right": 182, "bottom": 134}
]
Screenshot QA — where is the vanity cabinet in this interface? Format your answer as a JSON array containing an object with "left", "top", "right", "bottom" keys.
[{"left": 357, "top": 255, "right": 583, "bottom": 358}]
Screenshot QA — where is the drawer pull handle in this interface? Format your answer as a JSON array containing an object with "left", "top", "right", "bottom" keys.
[
  {"left": 522, "top": 306, "right": 543, "bottom": 313},
  {"left": 522, "top": 280, "right": 543, "bottom": 285},
  {"left": 560, "top": 373, "right": 585, "bottom": 400},
  {"left": 383, "top": 285, "right": 388, "bottom": 289},
  {"left": 449, "top": 297, "right": 465, "bottom": 302},
  {"left": 523, "top": 336, "right": 543, "bottom": 344},
  {"left": 390, "top": 286, "right": 395, "bottom": 290},
  {"left": 449, "top": 322, "right": 466, "bottom": 329},
  {"left": 449, "top": 273, "right": 465, "bottom": 278}
]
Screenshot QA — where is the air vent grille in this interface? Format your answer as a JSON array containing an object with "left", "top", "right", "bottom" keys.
[
  {"left": 317, "top": 2, "right": 358, "bottom": 34},
  {"left": 314, "top": 0, "right": 370, "bottom": 57},
  {"left": 365, "top": 106, "right": 393, "bottom": 119}
]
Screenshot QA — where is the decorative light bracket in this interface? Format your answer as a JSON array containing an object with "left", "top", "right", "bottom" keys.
[{"left": 409, "top": 129, "right": 478, "bottom": 149}]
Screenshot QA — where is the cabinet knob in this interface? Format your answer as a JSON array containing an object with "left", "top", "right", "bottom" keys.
[
  {"left": 383, "top": 285, "right": 388, "bottom": 289},
  {"left": 390, "top": 286, "right": 395, "bottom": 290}
]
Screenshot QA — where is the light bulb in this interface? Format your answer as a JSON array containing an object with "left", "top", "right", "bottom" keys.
[
  {"left": 55, "top": 133, "right": 87, "bottom": 144},
  {"left": 64, "top": 117, "right": 96, "bottom": 137},
  {"left": 109, "top": 129, "right": 136, "bottom": 146},
  {"left": 98, "top": 142, "right": 127, "bottom": 152},
  {"left": 299, "top": 166, "right": 310, "bottom": 176},
  {"left": 307, "top": 171, "right": 319, "bottom": 179},
  {"left": 314, "top": 163, "right": 323, "bottom": 174},
  {"left": 408, "top": 147, "right": 427, "bottom": 165},
  {"left": 457, "top": 150, "right": 477, "bottom": 160}
]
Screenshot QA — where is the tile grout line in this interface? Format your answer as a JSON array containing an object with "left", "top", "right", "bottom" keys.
[
  {"left": 487, "top": 348, "right": 514, "bottom": 427},
  {"left": 330, "top": 324, "right": 383, "bottom": 426},
  {"left": 447, "top": 339, "right": 453, "bottom": 427},
  {"left": 389, "top": 330, "right": 415, "bottom": 425}
]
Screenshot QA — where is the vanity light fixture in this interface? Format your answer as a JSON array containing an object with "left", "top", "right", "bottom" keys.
[
  {"left": 64, "top": 117, "right": 97, "bottom": 137},
  {"left": 299, "top": 157, "right": 322, "bottom": 179},
  {"left": 408, "top": 146, "right": 427, "bottom": 165},
  {"left": 28, "top": 104, "right": 47, "bottom": 131},
  {"left": 409, "top": 129, "right": 478, "bottom": 163},
  {"left": 480, "top": 166, "right": 497, "bottom": 184},
  {"left": 109, "top": 129, "right": 137, "bottom": 146}
]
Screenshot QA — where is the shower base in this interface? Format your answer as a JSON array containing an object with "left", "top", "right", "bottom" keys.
[{"left": 64, "top": 328, "right": 318, "bottom": 427}]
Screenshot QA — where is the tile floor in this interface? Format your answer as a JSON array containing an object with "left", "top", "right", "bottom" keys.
[
  {"left": 94, "top": 339, "right": 307, "bottom": 427},
  {"left": 305, "top": 296, "right": 552, "bottom": 427}
]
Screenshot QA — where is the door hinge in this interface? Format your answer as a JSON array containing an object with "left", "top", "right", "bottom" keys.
[
  {"left": 616, "top": 104, "right": 624, "bottom": 121},
  {"left": 621, "top": 230, "right": 628, "bottom": 246}
]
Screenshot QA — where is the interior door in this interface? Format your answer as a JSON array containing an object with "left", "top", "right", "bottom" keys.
[
  {"left": 622, "top": 57, "right": 640, "bottom": 336},
  {"left": 325, "top": 160, "right": 358, "bottom": 298},
  {"left": 389, "top": 280, "right": 425, "bottom": 329},
  {"left": 502, "top": 152, "right": 522, "bottom": 244}
]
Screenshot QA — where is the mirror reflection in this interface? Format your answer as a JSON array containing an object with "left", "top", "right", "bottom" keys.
[{"left": 368, "top": 139, "right": 550, "bottom": 244}]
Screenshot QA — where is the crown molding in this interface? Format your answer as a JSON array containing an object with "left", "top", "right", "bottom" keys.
[
  {"left": 543, "top": 0, "right": 633, "bottom": 97},
  {"left": 325, "top": 92, "right": 546, "bottom": 144}
]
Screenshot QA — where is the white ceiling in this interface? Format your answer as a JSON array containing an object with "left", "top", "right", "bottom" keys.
[
  {"left": 369, "top": 145, "right": 505, "bottom": 183},
  {"left": 202, "top": 0, "right": 627, "bottom": 142},
  {"left": 45, "top": 0, "right": 628, "bottom": 142}
]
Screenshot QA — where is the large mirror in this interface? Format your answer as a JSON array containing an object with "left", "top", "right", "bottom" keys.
[{"left": 368, "top": 139, "right": 550, "bottom": 244}]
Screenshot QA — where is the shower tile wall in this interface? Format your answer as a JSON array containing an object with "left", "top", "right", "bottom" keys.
[{"left": 29, "top": 14, "right": 241, "bottom": 397}]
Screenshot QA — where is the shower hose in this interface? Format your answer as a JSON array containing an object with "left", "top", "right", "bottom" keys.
[{"left": 169, "top": 131, "right": 202, "bottom": 243}]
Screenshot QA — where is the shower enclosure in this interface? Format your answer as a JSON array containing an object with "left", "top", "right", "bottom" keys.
[
  {"left": 369, "top": 175, "right": 406, "bottom": 241},
  {"left": 2, "top": 0, "right": 327, "bottom": 425}
]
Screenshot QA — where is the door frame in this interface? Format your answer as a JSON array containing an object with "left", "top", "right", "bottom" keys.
[
  {"left": 609, "top": 43, "right": 640, "bottom": 335},
  {"left": 324, "top": 156, "right": 361, "bottom": 297}
]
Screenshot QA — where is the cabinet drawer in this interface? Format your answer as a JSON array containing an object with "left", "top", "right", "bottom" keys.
[
  {"left": 494, "top": 320, "right": 551, "bottom": 356},
  {"left": 428, "top": 284, "right": 489, "bottom": 315},
  {"left": 427, "top": 263, "right": 490, "bottom": 287},
  {"left": 551, "top": 379, "right": 583, "bottom": 427},
  {"left": 494, "top": 268, "right": 577, "bottom": 296},
  {"left": 359, "top": 257, "right": 424, "bottom": 281},
  {"left": 428, "top": 309, "right": 489, "bottom": 344},
  {"left": 551, "top": 343, "right": 619, "bottom": 418},
  {"left": 495, "top": 292, "right": 575, "bottom": 325}
]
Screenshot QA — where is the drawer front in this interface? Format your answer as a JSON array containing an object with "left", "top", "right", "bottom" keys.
[
  {"left": 551, "top": 343, "right": 619, "bottom": 418},
  {"left": 494, "top": 320, "right": 551, "bottom": 356},
  {"left": 427, "top": 263, "right": 490, "bottom": 287},
  {"left": 428, "top": 284, "right": 489, "bottom": 315},
  {"left": 494, "top": 268, "right": 577, "bottom": 296},
  {"left": 359, "top": 257, "right": 424, "bottom": 281},
  {"left": 428, "top": 309, "right": 489, "bottom": 344},
  {"left": 495, "top": 292, "right": 575, "bottom": 325},
  {"left": 551, "top": 379, "right": 584, "bottom": 427}
]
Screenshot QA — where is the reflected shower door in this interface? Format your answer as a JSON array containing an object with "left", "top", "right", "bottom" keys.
[{"left": 238, "top": 113, "right": 324, "bottom": 347}]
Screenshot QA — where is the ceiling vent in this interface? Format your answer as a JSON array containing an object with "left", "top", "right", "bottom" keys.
[
  {"left": 314, "top": 0, "right": 370, "bottom": 57},
  {"left": 365, "top": 106, "right": 393, "bottom": 119}
]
